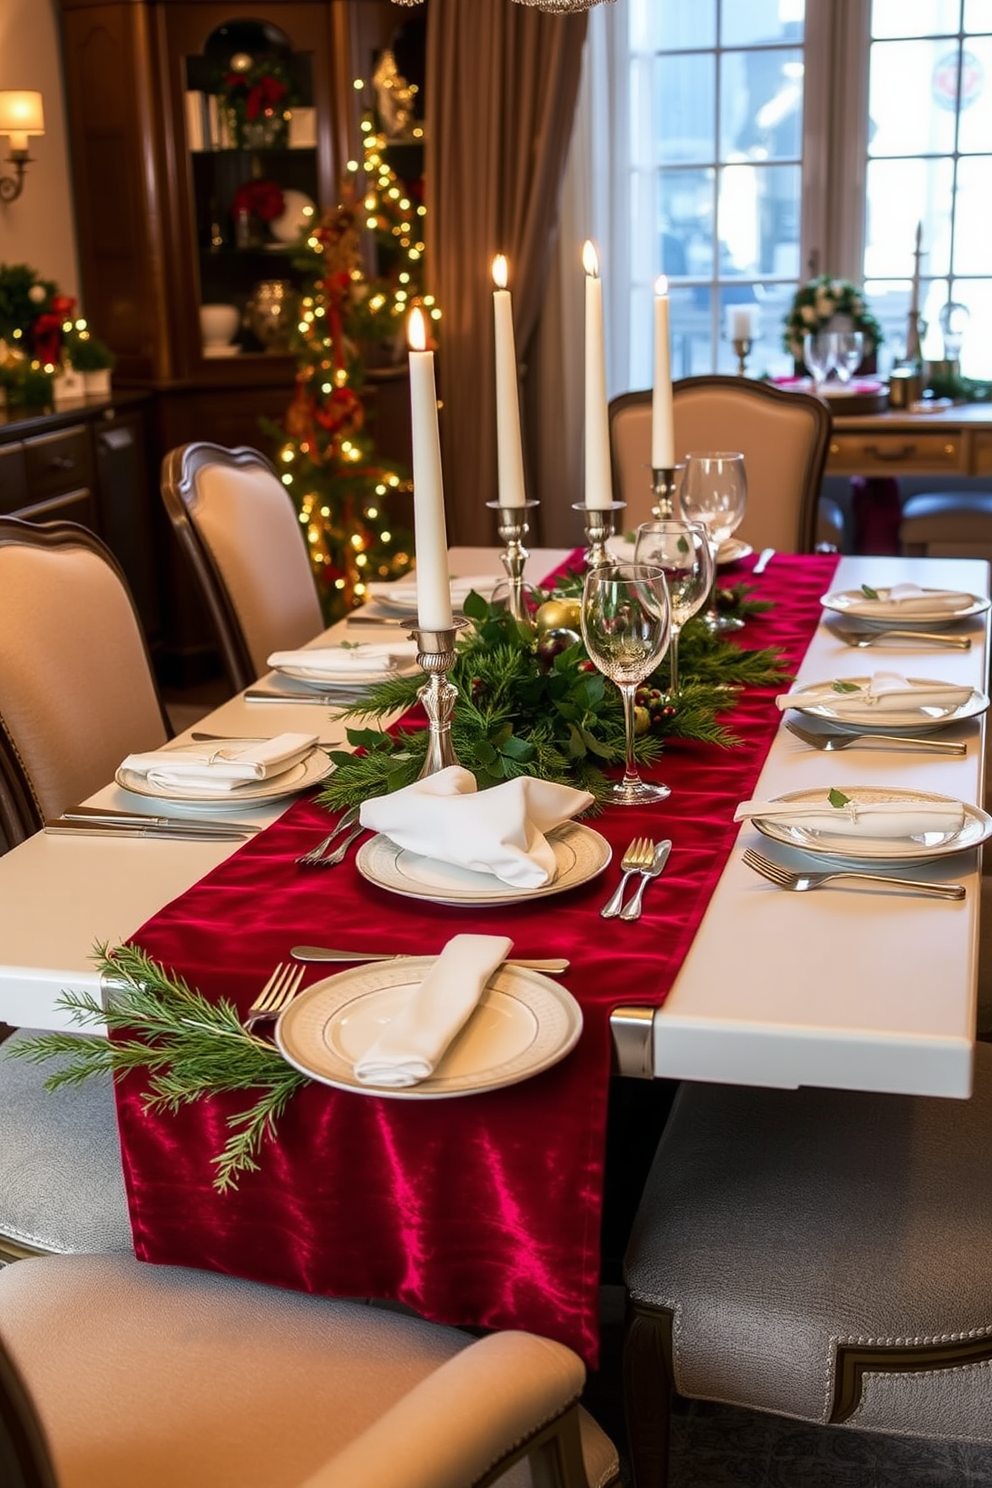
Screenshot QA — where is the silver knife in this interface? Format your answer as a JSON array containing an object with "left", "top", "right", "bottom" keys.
[
  {"left": 62, "top": 806, "right": 261, "bottom": 833},
  {"left": 244, "top": 689, "right": 358, "bottom": 704},
  {"left": 45, "top": 819, "right": 251, "bottom": 841},
  {"left": 344, "top": 615, "right": 412, "bottom": 628},
  {"left": 291, "top": 945, "right": 570, "bottom": 973}
]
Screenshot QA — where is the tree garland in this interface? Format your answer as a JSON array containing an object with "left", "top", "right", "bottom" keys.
[{"left": 317, "top": 584, "right": 789, "bottom": 809}]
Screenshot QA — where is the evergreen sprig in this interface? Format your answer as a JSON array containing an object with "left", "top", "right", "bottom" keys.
[{"left": 8, "top": 944, "right": 307, "bottom": 1193}]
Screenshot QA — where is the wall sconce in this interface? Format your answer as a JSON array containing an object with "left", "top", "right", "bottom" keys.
[{"left": 0, "top": 91, "right": 45, "bottom": 203}]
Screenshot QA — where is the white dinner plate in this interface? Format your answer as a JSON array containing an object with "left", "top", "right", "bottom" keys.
[
  {"left": 355, "top": 821, "right": 612, "bottom": 907},
  {"left": 271, "top": 657, "right": 420, "bottom": 689},
  {"left": 116, "top": 745, "right": 332, "bottom": 811},
  {"left": 782, "top": 677, "right": 989, "bottom": 734},
  {"left": 275, "top": 958, "right": 583, "bottom": 1099},
  {"left": 752, "top": 786, "right": 992, "bottom": 864},
  {"left": 716, "top": 537, "right": 753, "bottom": 567},
  {"left": 820, "top": 587, "right": 990, "bottom": 630},
  {"left": 366, "top": 576, "right": 498, "bottom": 617}
]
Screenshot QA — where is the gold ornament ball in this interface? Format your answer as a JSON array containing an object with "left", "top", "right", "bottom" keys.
[
  {"left": 535, "top": 597, "right": 582, "bottom": 633},
  {"left": 634, "top": 705, "right": 651, "bottom": 736}
]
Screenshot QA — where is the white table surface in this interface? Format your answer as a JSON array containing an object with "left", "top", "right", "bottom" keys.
[{"left": 0, "top": 548, "right": 987, "bottom": 1099}]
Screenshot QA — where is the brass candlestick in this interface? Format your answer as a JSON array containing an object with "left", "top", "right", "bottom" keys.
[
  {"left": 572, "top": 501, "right": 626, "bottom": 569},
  {"left": 651, "top": 467, "right": 681, "bottom": 520},
  {"left": 733, "top": 337, "right": 753, "bottom": 377},
  {"left": 487, "top": 499, "right": 540, "bottom": 622},
  {"left": 412, "top": 620, "right": 467, "bottom": 778}
]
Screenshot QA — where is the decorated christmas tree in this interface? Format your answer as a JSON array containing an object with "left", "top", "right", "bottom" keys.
[{"left": 269, "top": 93, "right": 439, "bottom": 624}]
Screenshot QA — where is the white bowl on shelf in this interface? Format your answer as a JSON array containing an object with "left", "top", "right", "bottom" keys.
[
  {"left": 199, "top": 303, "right": 240, "bottom": 349},
  {"left": 269, "top": 190, "right": 317, "bottom": 245}
]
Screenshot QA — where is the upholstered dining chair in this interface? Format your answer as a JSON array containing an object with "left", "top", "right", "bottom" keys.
[
  {"left": 608, "top": 377, "right": 834, "bottom": 551},
  {"left": 623, "top": 1042, "right": 992, "bottom": 1488},
  {"left": 0, "top": 1252, "right": 620, "bottom": 1488},
  {"left": 160, "top": 442, "right": 325, "bottom": 694},
  {"left": 0, "top": 517, "right": 171, "bottom": 849}
]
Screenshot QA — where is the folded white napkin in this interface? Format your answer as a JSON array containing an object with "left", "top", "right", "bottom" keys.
[
  {"left": 359, "top": 765, "right": 594, "bottom": 887},
  {"left": 266, "top": 642, "right": 418, "bottom": 678},
  {"left": 846, "top": 583, "right": 973, "bottom": 617},
  {"left": 734, "top": 794, "right": 965, "bottom": 839},
  {"left": 120, "top": 733, "right": 317, "bottom": 793},
  {"left": 353, "top": 933, "right": 513, "bottom": 1088},
  {"left": 777, "top": 672, "right": 973, "bottom": 718},
  {"left": 366, "top": 575, "right": 496, "bottom": 607}
]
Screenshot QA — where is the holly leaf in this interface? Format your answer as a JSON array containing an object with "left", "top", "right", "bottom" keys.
[
  {"left": 861, "top": 584, "right": 880, "bottom": 600},
  {"left": 828, "top": 787, "right": 850, "bottom": 809},
  {"left": 463, "top": 589, "right": 490, "bottom": 623},
  {"left": 831, "top": 681, "right": 861, "bottom": 693}
]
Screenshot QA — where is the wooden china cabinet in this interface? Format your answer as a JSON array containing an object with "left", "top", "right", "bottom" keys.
[{"left": 57, "top": 0, "right": 407, "bottom": 678}]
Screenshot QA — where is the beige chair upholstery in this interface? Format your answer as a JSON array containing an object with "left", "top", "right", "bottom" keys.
[
  {"left": 624, "top": 1042, "right": 992, "bottom": 1488},
  {"left": 161, "top": 443, "right": 324, "bottom": 693},
  {"left": 0, "top": 518, "right": 170, "bottom": 848},
  {"left": 0, "top": 1253, "right": 620, "bottom": 1488},
  {"left": 899, "top": 491, "right": 992, "bottom": 562},
  {"left": 609, "top": 378, "right": 832, "bottom": 551}
]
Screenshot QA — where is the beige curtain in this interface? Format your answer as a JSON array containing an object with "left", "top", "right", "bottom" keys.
[{"left": 425, "top": 0, "right": 587, "bottom": 545}]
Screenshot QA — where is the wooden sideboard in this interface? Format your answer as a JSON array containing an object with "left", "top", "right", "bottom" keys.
[{"left": 828, "top": 404, "right": 992, "bottom": 479}]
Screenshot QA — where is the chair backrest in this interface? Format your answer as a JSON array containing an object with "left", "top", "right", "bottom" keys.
[
  {"left": 609, "top": 376, "right": 832, "bottom": 552},
  {"left": 0, "top": 519, "right": 170, "bottom": 848},
  {"left": 0, "top": 1333, "right": 55, "bottom": 1488},
  {"left": 160, "top": 442, "right": 325, "bottom": 694}
]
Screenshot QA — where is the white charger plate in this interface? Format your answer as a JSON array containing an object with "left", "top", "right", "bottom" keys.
[
  {"left": 355, "top": 821, "right": 611, "bottom": 907},
  {"left": 275, "top": 958, "right": 583, "bottom": 1099},
  {"left": 116, "top": 745, "right": 332, "bottom": 811},
  {"left": 782, "top": 677, "right": 989, "bottom": 734},
  {"left": 272, "top": 657, "right": 420, "bottom": 689},
  {"left": 820, "top": 587, "right": 990, "bottom": 631},
  {"left": 752, "top": 785, "right": 992, "bottom": 864},
  {"left": 366, "top": 576, "right": 498, "bottom": 617}
]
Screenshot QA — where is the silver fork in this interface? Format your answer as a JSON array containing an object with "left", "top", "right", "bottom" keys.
[
  {"left": 243, "top": 963, "right": 307, "bottom": 1031},
  {"left": 742, "top": 847, "right": 965, "bottom": 901},
  {"left": 620, "top": 839, "right": 673, "bottom": 921},
  {"left": 600, "top": 837, "right": 654, "bottom": 918},
  {"left": 295, "top": 805, "right": 361, "bottom": 867},
  {"left": 839, "top": 626, "right": 971, "bottom": 651},
  {"left": 785, "top": 720, "right": 966, "bottom": 756}
]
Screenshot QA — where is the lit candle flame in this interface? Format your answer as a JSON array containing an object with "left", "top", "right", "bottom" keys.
[
  {"left": 582, "top": 240, "right": 599, "bottom": 277},
  {"left": 492, "top": 254, "right": 508, "bottom": 290},
  {"left": 407, "top": 307, "right": 427, "bottom": 352},
  {"left": 654, "top": 274, "right": 668, "bottom": 297}
]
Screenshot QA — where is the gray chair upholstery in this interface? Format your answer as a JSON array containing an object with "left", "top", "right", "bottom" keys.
[
  {"left": 0, "top": 1032, "right": 131, "bottom": 1263},
  {"left": 0, "top": 518, "right": 170, "bottom": 849},
  {"left": 899, "top": 491, "right": 992, "bottom": 562},
  {"left": 609, "top": 379, "right": 832, "bottom": 550},
  {"left": 0, "top": 1253, "right": 619, "bottom": 1488},
  {"left": 160, "top": 442, "right": 325, "bottom": 694},
  {"left": 624, "top": 1043, "right": 992, "bottom": 1488}
]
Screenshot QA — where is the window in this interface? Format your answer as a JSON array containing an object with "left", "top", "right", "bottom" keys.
[{"left": 611, "top": 0, "right": 992, "bottom": 390}]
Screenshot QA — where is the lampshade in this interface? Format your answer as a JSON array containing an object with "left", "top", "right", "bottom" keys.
[{"left": 0, "top": 91, "right": 45, "bottom": 153}]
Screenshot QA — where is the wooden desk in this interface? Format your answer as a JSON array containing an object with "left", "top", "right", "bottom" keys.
[{"left": 828, "top": 403, "right": 992, "bottom": 480}]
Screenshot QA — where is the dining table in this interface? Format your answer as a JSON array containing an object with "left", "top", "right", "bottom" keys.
[{"left": 0, "top": 542, "right": 987, "bottom": 1364}]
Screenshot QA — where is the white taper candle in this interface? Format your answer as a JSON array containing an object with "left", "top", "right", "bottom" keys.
[
  {"left": 583, "top": 240, "right": 613, "bottom": 509},
  {"left": 407, "top": 308, "right": 453, "bottom": 630},
  {"left": 492, "top": 255, "right": 526, "bottom": 508}
]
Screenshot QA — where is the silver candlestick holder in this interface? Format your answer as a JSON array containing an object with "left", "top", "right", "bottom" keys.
[
  {"left": 733, "top": 337, "right": 753, "bottom": 377},
  {"left": 411, "top": 620, "right": 468, "bottom": 778},
  {"left": 486, "top": 499, "right": 540, "bottom": 622},
  {"left": 651, "top": 467, "right": 681, "bottom": 520},
  {"left": 572, "top": 501, "right": 626, "bottom": 569}
]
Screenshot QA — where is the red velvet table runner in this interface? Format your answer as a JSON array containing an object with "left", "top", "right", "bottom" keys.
[{"left": 115, "top": 553, "right": 839, "bottom": 1365}]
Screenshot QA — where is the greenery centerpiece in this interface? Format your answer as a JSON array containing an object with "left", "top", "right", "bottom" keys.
[
  {"left": 216, "top": 53, "right": 296, "bottom": 149},
  {"left": 784, "top": 276, "right": 884, "bottom": 364}
]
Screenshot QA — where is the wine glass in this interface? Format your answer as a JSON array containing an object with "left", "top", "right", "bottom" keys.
[
  {"left": 581, "top": 563, "right": 672, "bottom": 805},
  {"left": 678, "top": 452, "right": 748, "bottom": 632},
  {"left": 802, "top": 331, "right": 837, "bottom": 394},
  {"left": 633, "top": 519, "right": 714, "bottom": 693},
  {"left": 831, "top": 330, "right": 864, "bottom": 385}
]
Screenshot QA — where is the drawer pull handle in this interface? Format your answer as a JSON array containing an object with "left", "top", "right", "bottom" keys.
[
  {"left": 863, "top": 443, "right": 917, "bottom": 462},
  {"left": 49, "top": 455, "right": 75, "bottom": 471}
]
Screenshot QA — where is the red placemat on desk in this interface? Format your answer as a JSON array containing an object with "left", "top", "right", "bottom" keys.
[{"left": 115, "top": 552, "right": 838, "bottom": 1365}]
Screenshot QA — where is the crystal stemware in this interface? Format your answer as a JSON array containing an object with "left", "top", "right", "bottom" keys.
[
  {"left": 581, "top": 563, "right": 672, "bottom": 805},
  {"left": 633, "top": 519, "right": 714, "bottom": 692},
  {"left": 803, "top": 331, "right": 838, "bottom": 394},
  {"left": 678, "top": 452, "right": 748, "bottom": 632},
  {"left": 831, "top": 331, "right": 864, "bottom": 385}
]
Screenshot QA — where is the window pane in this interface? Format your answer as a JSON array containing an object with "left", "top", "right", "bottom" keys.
[
  {"left": 719, "top": 48, "right": 803, "bottom": 162},
  {"left": 669, "top": 286, "right": 717, "bottom": 378},
  {"left": 953, "top": 156, "right": 992, "bottom": 271},
  {"left": 952, "top": 279, "right": 992, "bottom": 376},
  {"left": 865, "top": 158, "right": 954, "bottom": 277},
  {"left": 871, "top": 1, "right": 962, "bottom": 39},
  {"left": 718, "top": 163, "right": 801, "bottom": 277},
  {"left": 660, "top": 168, "right": 716, "bottom": 277},
  {"left": 630, "top": 169, "right": 658, "bottom": 283},
  {"left": 629, "top": 54, "right": 655, "bottom": 170},
  {"left": 630, "top": 0, "right": 715, "bottom": 51},
  {"left": 869, "top": 40, "right": 959, "bottom": 155},
  {"left": 955, "top": 39, "right": 992, "bottom": 150},
  {"left": 655, "top": 53, "right": 715, "bottom": 164},
  {"left": 964, "top": 0, "right": 992, "bottom": 33},
  {"left": 720, "top": 0, "right": 804, "bottom": 47}
]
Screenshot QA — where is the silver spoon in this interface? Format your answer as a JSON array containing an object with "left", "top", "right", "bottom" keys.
[{"left": 785, "top": 720, "right": 966, "bottom": 755}]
